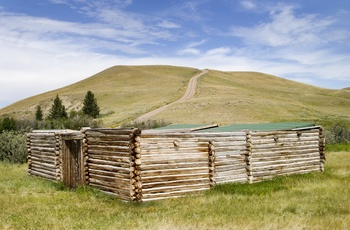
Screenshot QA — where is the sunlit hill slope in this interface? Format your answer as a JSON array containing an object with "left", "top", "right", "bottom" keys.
[{"left": 1, "top": 65, "right": 349, "bottom": 127}]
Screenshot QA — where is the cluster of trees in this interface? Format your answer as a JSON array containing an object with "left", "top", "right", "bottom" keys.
[
  {"left": 0, "top": 91, "right": 102, "bottom": 163},
  {"left": 34, "top": 91, "right": 101, "bottom": 130}
]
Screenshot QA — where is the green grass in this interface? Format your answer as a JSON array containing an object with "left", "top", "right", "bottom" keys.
[{"left": 1, "top": 151, "right": 349, "bottom": 229}]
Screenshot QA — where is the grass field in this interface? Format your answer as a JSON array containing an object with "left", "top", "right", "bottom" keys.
[{"left": 1, "top": 151, "right": 349, "bottom": 229}]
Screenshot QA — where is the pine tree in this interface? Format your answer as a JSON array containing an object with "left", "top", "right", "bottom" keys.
[
  {"left": 35, "top": 105, "right": 43, "bottom": 121},
  {"left": 48, "top": 95, "right": 68, "bottom": 120},
  {"left": 82, "top": 91, "right": 100, "bottom": 118}
]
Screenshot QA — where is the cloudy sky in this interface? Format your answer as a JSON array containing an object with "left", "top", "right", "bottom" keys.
[{"left": 1, "top": 0, "right": 349, "bottom": 108}]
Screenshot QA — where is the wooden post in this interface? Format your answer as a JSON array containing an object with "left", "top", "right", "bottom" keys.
[
  {"left": 129, "top": 128, "right": 142, "bottom": 201},
  {"left": 319, "top": 127, "right": 326, "bottom": 172},
  {"left": 27, "top": 134, "right": 32, "bottom": 175},
  {"left": 82, "top": 129, "right": 89, "bottom": 185},
  {"left": 245, "top": 131, "right": 253, "bottom": 183},
  {"left": 208, "top": 141, "right": 216, "bottom": 187},
  {"left": 55, "top": 133, "right": 62, "bottom": 181}
]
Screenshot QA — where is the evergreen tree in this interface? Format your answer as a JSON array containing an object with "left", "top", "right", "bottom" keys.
[
  {"left": 82, "top": 91, "right": 100, "bottom": 118},
  {"left": 35, "top": 105, "right": 43, "bottom": 121},
  {"left": 0, "top": 117, "right": 16, "bottom": 132},
  {"left": 48, "top": 95, "right": 68, "bottom": 120}
]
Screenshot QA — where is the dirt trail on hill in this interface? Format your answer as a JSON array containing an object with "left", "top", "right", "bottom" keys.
[{"left": 135, "top": 69, "right": 208, "bottom": 122}]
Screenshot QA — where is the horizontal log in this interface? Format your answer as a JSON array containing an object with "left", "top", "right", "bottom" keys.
[
  {"left": 88, "top": 168, "right": 131, "bottom": 179},
  {"left": 142, "top": 178, "right": 209, "bottom": 189},
  {"left": 29, "top": 132, "right": 57, "bottom": 138},
  {"left": 252, "top": 160, "right": 320, "bottom": 171},
  {"left": 251, "top": 141, "right": 319, "bottom": 149},
  {"left": 215, "top": 175, "right": 248, "bottom": 183},
  {"left": 87, "top": 154, "right": 130, "bottom": 163},
  {"left": 29, "top": 167, "right": 57, "bottom": 177},
  {"left": 215, "top": 165, "right": 247, "bottom": 172},
  {"left": 88, "top": 163, "right": 130, "bottom": 173},
  {"left": 215, "top": 159, "right": 246, "bottom": 167},
  {"left": 86, "top": 140, "right": 130, "bottom": 147},
  {"left": 251, "top": 129, "right": 319, "bottom": 137},
  {"left": 85, "top": 128, "right": 136, "bottom": 136},
  {"left": 141, "top": 187, "right": 209, "bottom": 201},
  {"left": 94, "top": 189, "right": 131, "bottom": 202},
  {"left": 252, "top": 165, "right": 320, "bottom": 178},
  {"left": 142, "top": 173, "right": 209, "bottom": 183},
  {"left": 88, "top": 158, "right": 130, "bottom": 168},
  {"left": 140, "top": 161, "right": 209, "bottom": 171},
  {"left": 30, "top": 152, "right": 56, "bottom": 161},
  {"left": 141, "top": 167, "right": 209, "bottom": 177},
  {"left": 87, "top": 145, "right": 130, "bottom": 152},
  {"left": 87, "top": 149, "right": 130, "bottom": 157},
  {"left": 142, "top": 182, "right": 209, "bottom": 194},
  {"left": 141, "top": 157, "right": 208, "bottom": 165},
  {"left": 251, "top": 156, "right": 321, "bottom": 166},
  {"left": 30, "top": 155, "right": 57, "bottom": 165},
  {"left": 88, "top": 181, "right": 131, "bottom": 198},
  {"left": 251, "top": 148, "right": 320, "bottom": 157},
  {"left": 29, "top": 169, "right": 57, "bottom": 180},
  {"left": 215, "top": 150, "right": 247, "bottom": 157},
  {"left": 140, "top": 152, "right": 208, "bottom": 160},
  {"left": 88, "top": 176, "right": 130, "bottom": 190},
  {"left": 30, "top": 161, "right": 57, "bottom": 171}
]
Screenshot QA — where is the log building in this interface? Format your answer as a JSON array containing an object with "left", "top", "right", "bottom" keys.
[{"left": 27, "top": 122, "right": 325, "bottom": 201}]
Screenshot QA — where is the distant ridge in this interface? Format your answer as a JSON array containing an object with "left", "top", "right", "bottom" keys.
[{"left": 0, "top": 65, "right": 349, "bottom": 127}]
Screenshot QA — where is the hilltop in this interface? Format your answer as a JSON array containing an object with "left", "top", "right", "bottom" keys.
[{"left": 0, "top": 65, "right": 349, "bottom": 127}]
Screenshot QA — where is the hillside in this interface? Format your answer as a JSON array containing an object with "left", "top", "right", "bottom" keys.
[{"left": 0, "top": 65, "right": 349, "bottom": 127}]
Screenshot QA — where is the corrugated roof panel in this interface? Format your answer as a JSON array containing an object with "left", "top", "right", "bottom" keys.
[{"left": 195, "top": 122, "right": 316, "bottom": 132}]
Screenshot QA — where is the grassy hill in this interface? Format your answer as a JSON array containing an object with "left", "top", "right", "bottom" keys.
[{"left": 1, "top": 65, "right": 349, "bottom": 127}]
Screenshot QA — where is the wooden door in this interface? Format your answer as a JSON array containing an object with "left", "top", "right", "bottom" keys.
[{"left": 62, "top": 139, "right": 83, "bottom": 189}]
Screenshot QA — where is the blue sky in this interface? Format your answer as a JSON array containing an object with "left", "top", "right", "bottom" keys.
[{"left": 0, "top": 0, "right": 349, "bottom": 108}]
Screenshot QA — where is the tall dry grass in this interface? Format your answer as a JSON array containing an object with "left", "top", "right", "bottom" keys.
[{"left": 0, "top": 151, "right": 349, "bottom": 229}]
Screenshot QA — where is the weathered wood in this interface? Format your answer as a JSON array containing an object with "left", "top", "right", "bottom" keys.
[
  {"left": 88, "top": 163, "right": 131, "bottom": 173},
  {"left": 88, "top": 168, "right": 130, "bottom": 179}
]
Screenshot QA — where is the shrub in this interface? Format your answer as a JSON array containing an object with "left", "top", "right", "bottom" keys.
[
  {"left": 0, "top": 130, "right": 27, "bottom": 163},
  {"left": 121, "top": 119, "right": 171, "bottom": 129}
]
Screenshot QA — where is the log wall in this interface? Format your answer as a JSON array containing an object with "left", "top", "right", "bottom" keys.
[
  {"left": 140, "top": 132, "right": 212, "bottom": 201},
  {"left": 83, "top": 128, "right": 140, "bottom": 201},
  {"left": 206, "top": 132, "right": 248, "bottom": 184},
  {"left": 250, "top": 129, "right": 322, "bottom": 182},
  {"left": 27, "top": 132, "right": 62, "bottom": 181},
  {"left": 27, "top": 127, "right": 325, "bottom": 202}
]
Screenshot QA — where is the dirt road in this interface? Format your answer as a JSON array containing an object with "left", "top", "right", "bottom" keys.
[{"left": 135, "top": 69, "right": 208, "bottom": 122}]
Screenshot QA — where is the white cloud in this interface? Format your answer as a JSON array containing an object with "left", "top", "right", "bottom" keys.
[
  {"left": 231, "top": 5, "right": 334, "bottom": 47},
  {"left": 157, "top": 20, "right": 181, "bottom": 29},
  {"left": 240, "top": 0, "right": 257, "bottom": 10}
]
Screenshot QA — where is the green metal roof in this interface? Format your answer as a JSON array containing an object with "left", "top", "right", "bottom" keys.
[
  {"left": 153, "top": 124, "right": 217, "bottom": 131},
  {"left": 195, "top": 122, "right": 316, "bottom": 132}
]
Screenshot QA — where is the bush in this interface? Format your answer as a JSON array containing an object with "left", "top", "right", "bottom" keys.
[
  {"left": 323, "top": 118, "right": 350, "bottom": 145},
  {"left": 121, "top": 119, "right": 171, "bottom": 129},
  {"left": 0, "top": 130, "right": 27, "bottom": 164}
]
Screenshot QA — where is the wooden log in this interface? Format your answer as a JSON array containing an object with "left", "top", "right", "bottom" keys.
[
  {"left": 251, "top": 156, "right": 321, "bottom": 166},
  {"left": 29, "top": 169, "right": 56, "bottom": 180},
  {"left": 141, "top": 167, "right": 209, "bottom": 177},
  {"left": 87, "top": 149, "right": 130, "bottom": 157},
  {"left": 140, "top": 162, "right": 209, "bottom": 171},
  {"left": 141, "top": 187, "right": 209, "bottom": 201},
  {"left": 87, "top": 154, "right": 130, "bottom": 163},
  {"left": 87, "top": 168, "right": 130, "bottom": 181},
  {"left": 86, "top": 140, "right": 130, "bottom": 147},
  {"left": 30, "top": 167, "right": 57, "bottom": 176},
  {"left": 141, "top": 173, "right": 209, "bottom": 183},
  {"left": 88, "top": 163, "right": 131, "bottom": 173},
  {"left": 87, "top": 158, "right": 130, "bottom": 168},
  {"left": 142, "top": 182, "right": 210, "bottom": 194}
]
